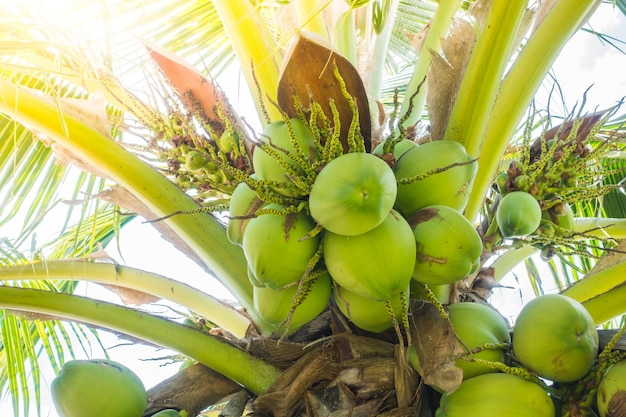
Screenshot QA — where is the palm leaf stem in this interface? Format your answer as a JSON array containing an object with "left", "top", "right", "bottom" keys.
[
  {"left": 0, "top": 260, "right": 252, "bottom": 338},
  {"left": 210, "top": 0, "right": 282, "bottom": 123},
  {"left": 490, "top": 245, "right": 539, "bottom": 282},
  {"left": 573, "top": 217, "right": 626, "bottom": 240},
  {"left": 0, "top": 79, "right": 269, "bottom": 332},
  {"left": 443, "top": 0, "right": 528, "bottom": 157},
  {"left": 464, "top": 0, "right": 601, "bottom": 221},
  {"left": 0, "top": 286, "right": 281, "bottom": 395},
  {"left": 333, "top": 8, "right": 359, "bottom": 67},
  {"left": 367, "top": 0, "right": 401, "bottom": 100},
  {"left": 295, "top": 0, "right": 331, "bottom": 42}
]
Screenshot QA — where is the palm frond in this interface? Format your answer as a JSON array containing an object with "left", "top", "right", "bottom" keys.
[
  {"left": 0, "top": 244, "right": 105, "bottom": 417},
  {"left": 387, "top": 0, "right": 435, "bottom": 72},
  {"left": 135, "top": 2, "right": 234, "bottom": 75}
]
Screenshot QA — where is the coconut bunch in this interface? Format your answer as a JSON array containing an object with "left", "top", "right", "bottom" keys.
[
  {"left": 486, "top": 108, "right": 624, "bottom": 257},
  {"left": 220, "top": 34, "right": 626, "bottom": 417},
  {"left": 48, "top": 302, "right": 626, "bottom": 417},
  {"left": 122, "top": 42, "right": 255, "bottom": 206},
  {"left": 220, "top": 32, "right": 485, "bottom": 339},
  {"left": 94, "top": 30, "right": 626, "bottom": 417}
]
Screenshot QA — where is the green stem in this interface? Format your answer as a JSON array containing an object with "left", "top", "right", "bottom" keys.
[
  {"left": 0, "top": 260, "right": 252, "bottom": 338},
  {"left": 490, "top": 245, "right": 539, "bottom": 282},
  {"left": 562, "top": 258, "right": 626, "bottom": 305},
  {"left": 211, "top": 0, "right": 282, "bottom": 123},
  {"left": 579, "top": 285, "right": 626, "bottom": 325},
  {"left": 0, "top": 287, "right": 281, "bottom": 395},
  {"left": 464, "top": 0, "right": 601, "bottom": 221},
  {"left": 398, "top": 0, "right": 461, "bottom": 129},
  {"left": 573, "top": 217, "right": 626, "bottom": 240},
  {"left": 333, "top": 9, "right": 358, "bottom": 67},
  {"left": 295, "top": 0, "right": 331, "bottom": 42},
  {"left": 367, "top": 0, "right": 400, "bottom": 100},
  {"left": 443, "top": 0, "right": 528, "bottom": 157},
  {"left": 0, "top": 79, "right": 271, "bottom": 332}
]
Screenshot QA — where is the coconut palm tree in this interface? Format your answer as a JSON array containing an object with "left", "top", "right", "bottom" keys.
[{"left": 1, "top": 0, "right": 626, "bottom": 416}]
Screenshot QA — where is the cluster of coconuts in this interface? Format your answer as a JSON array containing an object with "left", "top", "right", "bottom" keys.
[
  {"left": 169, "top": 128, "right": 247, "bottom": 199},
  {"left": 227, "top": 117, "right": 481, "bottom": 335},
  {"left": 494, "top": 161, "right": 575, "bottom": 243},
  {"left": 50, "top": 358, "right": 184, "bottom": 417},
  {"left": 492, "top": 128, "right": 601, "bottom": 247},
  {"left": 436, "top": 293, "right": 626, "bottom": 417}
]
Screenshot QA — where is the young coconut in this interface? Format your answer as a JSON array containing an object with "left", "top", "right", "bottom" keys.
[
  {"left": 184, "top": 150, "right": 207, "bottom": 172},
  {"left": 323, "top": 209, "right": 415, "bottom": 301},
  {"left": 309, "top": 152, "right": 397, "bottom": 236},
  {"left": 334, "top": 284, "right": 409, "bottom": 333},
  {"left": 253, "top": 272, "right": 332, "bottom": 335},
  {"left": 597, "top": 359, "right": 626, "bottom": 417},
  {"left": 512, "top": 294, "right": 598, "bottom": 383},
  {"left": 435, "top": 373, "right": 554, "bottom": 417},
  {"left": 252, "top": 118, "right": 319, "bottom": 196},
  {"left": 393, "top": 140, "right": 477, "bottom": 217},
  {"left": 496, "top": 191, "right": 542, "bottom": 238},
  {"left": 242, "top": 205, "right": 320, "bottom": 289},
  {"left": 409, "top": 205, "right": 482, "bottom": 286},
  {"left": 51, "top": 359, "right": 147, "bottom": 417},
  {"left": 227, "top": 176, "right": 265, "bottom": 246},
  {"left": 541, "top": 200, "right": 575, "bottom": 234},
  {"left": 447, "top": 302, "right": 511, "bottom": 380},
  {"left": 372, "top": 138, "right": 418, "bottom": 163},
  {"left": 323, "top": 209, "right": 416, "bottom": 352}
]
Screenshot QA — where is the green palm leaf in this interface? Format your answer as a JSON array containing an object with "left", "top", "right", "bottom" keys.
[
  {"left": 1, "top": 1, "right": 625, "bottom": 416},
  {"left": 0, "top": 243, "right": 105, "bottom": 417}
]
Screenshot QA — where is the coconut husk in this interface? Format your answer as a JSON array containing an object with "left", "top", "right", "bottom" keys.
[
  {"left": 426, "top": 19, "right": 475, "bottom": 141},
  {"left": 143, "top": 362, "right": 240, "bottom": 416},
  {"left": 250, "top": 328, "right": 419, "bottom": 417},
  {"left": 409, "top": 300, "right": 464, "bottom": 393},
  {"left": 252, "top": 346, "right": 340, "bottom": 417}
]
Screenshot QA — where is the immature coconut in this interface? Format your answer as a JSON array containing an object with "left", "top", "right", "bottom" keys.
[
  {"left": 496, "top": 191, "right": 542, "bottom": 238},
  {"left": 542, "top": 201, "right": 575, "bottom": 234},
  {"left": 242, "top": 205, "right": 320, "bottom": 289},
  {"left": 323, "top": 209, "right": 415, "bottom": 301},
  {"left": 253, "top": 272, "right": 332, "bottom": 334},
  {"left": 435, "top": 373, "right": 554, "bottom": 416},
  {"left": 597, "top": 359, "right": 626, "bottom": 417},
  {"left": 447, "top": 302, "right": 511, "bottom": 380},
  {"left": 372, "top": 138, "right": 418, "bottom": 162},
  {"left": 309, "top": 152, "right": 397, "bottom": 236},
  {"left": 253, "top": 118, "right": 318, "bottom": 195},
  {"left": 513, "top": 294, "right": 598, "bottom": 383},
  {"left": 51, "top": 359, "right": 147, "bottom": 417},
  {"left": 409, "top": 205, "right": 482, "bottom": 286},
  {"left": 393, "top": 140, "right": 477, "bottom": 216},
  {"left": 227, "top": 176, "right": 265, "bottom": 246},
  {"left": 184, "top": 150, "right": 207, "bottom": 172},
  {"left": 334, "top": 284, "right": 409, "bottom": 333}
]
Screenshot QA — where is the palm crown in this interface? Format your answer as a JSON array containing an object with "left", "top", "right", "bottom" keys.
[{"left": 1, "top": 1, "right": 626, "bottom": 416}]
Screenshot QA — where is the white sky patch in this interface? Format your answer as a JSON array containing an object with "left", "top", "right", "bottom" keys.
[{"left": 535, "top": 5, "right": 626, "bottom": 112}]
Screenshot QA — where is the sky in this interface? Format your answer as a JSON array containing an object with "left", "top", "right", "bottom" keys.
[{"left": 1, "top": 2, "right": 626, "bottom": 417}]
